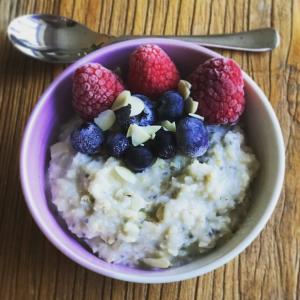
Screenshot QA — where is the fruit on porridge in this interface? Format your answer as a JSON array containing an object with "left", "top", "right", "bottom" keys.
[{"left": 48, "top": 44, "right": 258, "bottom": 268}]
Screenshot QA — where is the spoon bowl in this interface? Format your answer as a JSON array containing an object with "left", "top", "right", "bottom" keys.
[{"left": 7, "top": 14, "right": 112, "bottom": 63}]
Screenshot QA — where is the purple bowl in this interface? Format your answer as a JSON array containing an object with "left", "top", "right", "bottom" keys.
[{"left": 20, "top": 39, "right": 285, "bottom": 283}]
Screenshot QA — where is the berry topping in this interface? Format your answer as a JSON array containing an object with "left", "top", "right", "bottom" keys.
[
  {"left": 72, "top": 63, "right": 124, "bottom": 120},
  {"left": 188, "top": 58, "right": 245, "bottom": 124},
  {"left": 131, "top": 94, "right": 156, "bottom": 125},
  {"left": 176, "top": 117, "right": 209, "bottom": 157},
  {"left": 105, "top": 132, "right": 129, "bottom": 158},
  {"left": 152, "top": 129, "right": 177, "bottom": 159},
  {"left": 67, "top": 45, "right": 247, "bottom": 172},
  {"left": 124, "top": 146, "right": 155, "bottom": 172},
  {"left": 127, "top": 44, "right": 180, "bottom": 98},
  {"left": 115, "top": 94, "right": 156, "bottom": 130},
  {"left": 157, "top": 91, "right": 184, "bottom": 121},
  {"left": 71, "top": 122, "right": 104, "bottom": 155},
  {"left": 115, "top": 105, "right": 132, "bottom": 130}
]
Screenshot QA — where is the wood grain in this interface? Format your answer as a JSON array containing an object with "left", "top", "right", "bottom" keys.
[{"left": 0, "top": 0, "right": 299, "bottom": 299}]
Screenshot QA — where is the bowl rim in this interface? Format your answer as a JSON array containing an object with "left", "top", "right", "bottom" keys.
[{"left": 20, "top": 38, "right": 285, "bottom": 283}]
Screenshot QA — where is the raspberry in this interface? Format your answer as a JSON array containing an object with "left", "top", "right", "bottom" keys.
[
  {"left": 72, "top": 63, "right": 124, "bottom": 120},
  {"left": 127, "top": 44, "right": 180, "bottom": 99},
  {"left": 188, "top": 58, "right": 245, "bottom": 124}
]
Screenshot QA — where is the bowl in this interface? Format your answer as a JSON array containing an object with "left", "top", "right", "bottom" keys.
[{"left": 20, "top": 38, "right": 285, "bottom": 283}]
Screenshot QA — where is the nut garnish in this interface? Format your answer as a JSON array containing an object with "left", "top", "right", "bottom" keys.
[
  {"left": 188, "top": 113, "right": 204, "bottom": 120},
  {"left": 114, "top": 166, "right": 137, "bottom": 183},
  {"left": 144, "top": 125, "right": 161, "bottom": 139},
  {"left": 130, "top": 124, "right": 151, "bottom": 146},
  {"left": 129, "top": 125, "right": 162, "bottom": 145},
  {"left": 178, "top": 80, "right": 192, "bottom": 99},
  {"left": 161, "top": 120, "right": 176, "bottom": 132},
  {"left": 185, "top": 97, "right": 199, "bottom": 114},
  {"left": 111, "top": 90, "right": 131, "bottom": 111},
  {"left": 128, "top": 96, "right": 145, "bottom": 116},
  {"left": 94, "top": 109, "right": 116, "bottom": 131},
  {"left": 143, "top": 257, "right": 171, "bottom": 268}
]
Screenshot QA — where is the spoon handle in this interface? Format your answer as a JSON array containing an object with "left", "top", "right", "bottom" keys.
[{"left": 115, "top": 28, "right": 280, "bottom": 52}]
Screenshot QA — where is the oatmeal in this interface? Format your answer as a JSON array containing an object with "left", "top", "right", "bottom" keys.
[
  {"left": 48, "top": 45, "right": 258, "bottom": 268},
  {"left": 48, "top": 119, "right": 258, "bottom": 268}
]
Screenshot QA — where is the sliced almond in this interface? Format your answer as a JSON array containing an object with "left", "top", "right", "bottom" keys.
[
  {"left": 189, "top": 113, "right": 204, "bottom": 121},
  {"left": 178, "top": 80, "right": 192, "bottom": 99},
  {"left": 121, "top": 222, "right": 140, "bottom": 243},
  {"left": 161, "top": 120, "right": 176, "bottom": 132},
  {"left": 111, "top": 90, "right": 131, "bottom": 111},
  {"left": 131, "top": 124, "right": 151, "bottom": 146},
  {"left": 185, "top": 97, "right": 199, "bottom": 114},
  {"left": 143, "top": 257, "right": 171, "bottom": 269},
  {"left": 144, "top": 125, "right": 161, "bottom": 139},
  {"left": 114, "top": 166, "right": 137, "bottom": 183},
  {"left": 126, "top": 124, "right": 134, "bottom": 138},
  {"left": 128, "top": 96, "right": 145, "bottom": 116},
  {"left": 94, "top": 109, "right": 116, "bottom": 131}
]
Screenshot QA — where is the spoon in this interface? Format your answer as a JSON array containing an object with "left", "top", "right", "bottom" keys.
[{"left": 7, "top": 14, "right": 280, "bottom": 63}]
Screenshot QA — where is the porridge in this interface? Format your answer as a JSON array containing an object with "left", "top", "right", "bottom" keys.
[
  {"left": 48, "top": 44, "right": 259, "bottom": 268},
  {"left": 49, "top": 120, "right": 258, "bottom": 268}
]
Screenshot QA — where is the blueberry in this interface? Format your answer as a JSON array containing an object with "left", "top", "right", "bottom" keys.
[
  {"left": 124, "top": 146, "right": 156, "bottom": 172},
  {"left": 115, "top": 94, "right": 156, "bottom": 130},
  {"left": 176, "top": 117, "right": 209, "bottom": 157},
  {"left": 115, "top": 105, "right": 132, "bottom": 130},
  {"left": 151, "top": 129, "right": 176, "bottom": 159},
  {"left": 105, "top": 132, "right": 129, "bottom": 158},
  {"left": 71, "top": 122, "right": 104, "bottom": 155},
  {"left": 132, "top": 94, "right": 156, "bottom": 126},
  {"left": 157, "top": 91, "right": 184, "bottom": 121}
]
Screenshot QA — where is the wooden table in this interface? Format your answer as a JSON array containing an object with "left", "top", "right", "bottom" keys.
[{"left": 0, "top": 0, "right": 299, "bottom": 299}]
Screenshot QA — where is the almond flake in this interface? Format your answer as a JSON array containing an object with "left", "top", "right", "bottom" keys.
[
  {"left": 143, "top": 257, "right": 171, "bottom": 268},
  {"left": 111, "top": 90, "right": 131, "bottom": 111},
  {"left": 131, "top": 124, "right": 151, "bottom": 146},
  {"left": 161, "top": 120, "right": 176, "bottom": 132},
  {"left": 188, "top": 113, "right": 204, "bottom": 120},
  {"left": 121, "top": 222, "right": 140, "bottom": 242},
  {"left": 185, "top": 97, "right": 199, "bottom": 114},
  {"left": 114, "top": 166, "right": 137, "bottom": 183},
  {"left": 128, "top": 96, "right": 145, "bottom": 116},
  {"left": 126, "top": 124, "right": 134, "bottom": 137},
  {"left": 144, "top": 125, "right": 161, "bottom": 139},
  {"left": 178, "top": 80, "right": 192, "bottom": 99},
  {"left": 94, "top": 109, "right": 116, "bottom": 131}
]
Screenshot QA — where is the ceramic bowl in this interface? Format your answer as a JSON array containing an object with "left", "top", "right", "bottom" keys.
[{"left": 20, "top": 39, "right": 285, "bottom": 283}]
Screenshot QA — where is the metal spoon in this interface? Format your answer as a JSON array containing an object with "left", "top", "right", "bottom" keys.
[{"left": 7, "top": 14, "right": 280, "bottom": 63}]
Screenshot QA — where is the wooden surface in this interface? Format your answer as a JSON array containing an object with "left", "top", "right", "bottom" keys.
[{"left": 0, "top": 0, "right": 299, "bottom": 299}]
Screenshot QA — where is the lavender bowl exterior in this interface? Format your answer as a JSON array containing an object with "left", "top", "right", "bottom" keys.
[{"left": 20, "top": 38, "right": 285, "bottom": 283}]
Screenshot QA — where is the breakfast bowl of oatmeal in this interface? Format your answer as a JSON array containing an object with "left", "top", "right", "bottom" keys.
[{"left": 20, "top": 39, "right": 285, "bottom": 283}]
